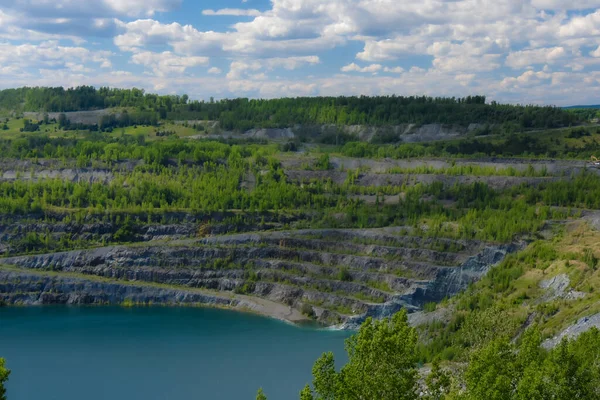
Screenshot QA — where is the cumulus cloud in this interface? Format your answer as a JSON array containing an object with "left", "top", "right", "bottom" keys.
[
  {"left": 202, "top": 9, "right": 262, "bottom": 17},
  {"left": 532, "top": 0, "right": 600, "bottom": 10},
  {"left": 384, "top": 67, "right": 404, "bottom": 73},
  {"left": 0, "top": 0, "right": 600, "bottom": 105},
  {"left": 226, "top": 56, "right": 320, "bottom": 79},
  {"left": 130, "top": 51, "right": 209, "bottom": 76},
  {"left": 0, "top": 0, "right": 181, "bottom": 40},
  {"left": 505, "top": 47, "right": 568, "bottom": 69},
  {"left": 264, "top": 56, "right": 320, "bottom": 70},
  {"left": 558, "top": 11, "right": 600, "bottom": 38},
  {"left": 103, "top": 0, "right": 181, "bottom": 17},
  {"left": 341, "top": 63, "right": 383, "bottom": 73},
  {"left": 0, "top": 41, "right": 112, "bottom": 72},
  {"left": 0, "top": 0, "right": 181, "bottom": 18}
]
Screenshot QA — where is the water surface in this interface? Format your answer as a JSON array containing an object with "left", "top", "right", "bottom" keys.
[{"left": 0, "top": 307, "right": 350, "bottom": 400}]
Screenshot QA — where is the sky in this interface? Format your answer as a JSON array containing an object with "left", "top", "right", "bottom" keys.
[{"left": 0, "top": 0, "right": 599, "bottom": 105}]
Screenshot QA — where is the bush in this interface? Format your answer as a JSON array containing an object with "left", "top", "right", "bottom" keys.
[
  {"left": 301, "top": 303, "right": 316, "bottom": 318},
  {"left": 281, "top": 141, "right": 298, "bottom": 152},
  {"left": 315, "top": 153, "right": 333, "bottom": 170},
  {"left": 338, "top": 267, "right": 353, "bottom": 282}
]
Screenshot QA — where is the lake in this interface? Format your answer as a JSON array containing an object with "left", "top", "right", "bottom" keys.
[{"left": 0, "top": 307, "right": 350, "bottom": 400}]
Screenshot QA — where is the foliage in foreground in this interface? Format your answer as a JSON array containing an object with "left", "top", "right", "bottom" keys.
[
  {"left": 258, "top": 311, "right": 600, "bottom": 400},
  {"left": 0, "top": 358, "right": 9, "bottom": 400}
]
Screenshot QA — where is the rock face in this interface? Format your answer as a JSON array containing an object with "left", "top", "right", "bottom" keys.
[
  {"left": 202, "top": 123, "right": 472, "bottom": 143},
  {"left": 285, "top": 170, "right": 561, "bottom": 191},
  {"left": 0, "top": 168, "right": 114, "bottom": 184},
  {"left": 0, "top": 228, "right": 518, "bottom": 328},
  {"left": 539, "top": 274, "right": 586, "bottom": 302},
  {"left": 0, "top": 270, "right": 236, "bottom": 307},
  {"left": 303, "top": 124, "right": 468, "bottom": 143},
  {"left": 339, "top": 244, "right": 518, "bottom": 329},
  {"left": 24, "top": 109, "right": 111, "bottom": 125},
  {"left": 542, "top": 313, "right": 600, "bottom": 349}
]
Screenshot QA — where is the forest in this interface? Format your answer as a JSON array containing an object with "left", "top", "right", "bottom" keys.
[
  {"left": 0, "top": 131, "right": 598, "bottom": 250},
  {"left": 0, "top": 87, "right": 580, "bottom": 130}
]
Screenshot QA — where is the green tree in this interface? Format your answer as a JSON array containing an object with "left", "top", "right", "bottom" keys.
[
  {"left": 462, "top": 327, "right": 600, "bottom": 400},
  {"left": 307, "top": 310, "right": 419, "bottom": 400},
  {"left": 0, "top": 358, "right": 10, "bottom": 400},
  {"left": 256, "top": 388, "right": 267, "bottom": 400},
  {"left": 463, "top": 337, "right": 516, "bottom": 400},
  {"left": 300, "top": 385, "right": 314, "bottom": 400},
  {"left": 423, "top": 360, "right": 451, "bottom": 400}
]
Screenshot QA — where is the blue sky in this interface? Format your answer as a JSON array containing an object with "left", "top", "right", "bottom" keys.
[{"left": 0, "top": 0, "right": 599, "bottom": 105}]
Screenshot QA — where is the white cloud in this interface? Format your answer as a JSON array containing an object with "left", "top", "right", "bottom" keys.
[
  {"left": 130, "top": 51, "right": 209, "bottom": 76},
  {"left": 0, "top": 0, "right": 181, "bottom": 18},
  {"left": 264, "top": 56, "right": 320, "bottom": 70},
  {"left": 0, "top": 41, "right": 112, "bottom": 72},
  {"left": 532, "top": 0, "right": 600, "bottom": 9},
  {"left": 103, "top": 0, "right": 181, "bottom": 16},
  {"left": 500, "top": 70, "right": 554, "bottom": 89},
  {"left": 357, "top": 37, "right": 427, "bottom": 61},
  {"left": 226, "top": 56, "right": 319, "bottom": 79},
  {"left": 384, "top": 66, "right": 404, "bottom": 73},
  {"left": 505, "top": 47, "right": 567, "bottom": 69},
  {"left": 341, "top": 63, "right": 382, "bottom": 73},
  {"left": 227, "top": 61, "right": 262, "bottom": 80},
  {"left": 0, "top": 0, "right": 600, "bottom": 105},
  {"left": 202, "top": 9, "right": 262, "bottom": 17},
  {"left": 558, "top": 11, "right": 600, "bottom": 38}
]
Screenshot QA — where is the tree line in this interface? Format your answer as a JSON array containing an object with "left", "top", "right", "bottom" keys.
[{"left": 0, "top": 87, "right": 579, "bottom": 131}]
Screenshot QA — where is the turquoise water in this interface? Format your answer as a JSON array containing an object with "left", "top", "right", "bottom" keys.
[{"left": 0, "top": 307, "right": 350, "bottom": 400}]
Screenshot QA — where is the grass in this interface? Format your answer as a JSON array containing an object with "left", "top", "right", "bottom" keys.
[
  {"left": 110, "top": 123, "right": 200, "bottom": 140},
  {"left": 366, "top": 280, "right": 393, "bottom": 292},
  {"left": 352, "top": 293, "right": 386, "bottom": 303},
  {"left": 0, "top": 118, "right": 60, "bottom": 138}
]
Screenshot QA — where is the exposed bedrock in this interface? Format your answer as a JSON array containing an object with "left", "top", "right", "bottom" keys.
[
  {"left": 0, "top": 229, "right": 519, "bottom": 327},
  {"left": 339, "top": 243, "right": 520, "bottom": 329},
  {"left": 0, "top": 270, "right": 236, "bottom": 308},
  {"left": 285, "top": 170, "right": 561, "bottom": 190}
]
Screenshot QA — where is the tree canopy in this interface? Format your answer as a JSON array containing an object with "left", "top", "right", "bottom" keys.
[
  {"left": 0, "top": 358, "right": 10, "bottom": 400},
  {"left": 0, "top": 87, "right": 578, "bottom": 131},
  {"left": 258, "top": 316, "right": 600, "bottom": 400}
]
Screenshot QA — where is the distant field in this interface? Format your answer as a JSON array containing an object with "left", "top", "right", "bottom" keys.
[
  {"left": 111, "top": 123, "right": 202, "bottom": 140},
  {"left": 1, "top": 116, "right": 202, "bottom": 141}
]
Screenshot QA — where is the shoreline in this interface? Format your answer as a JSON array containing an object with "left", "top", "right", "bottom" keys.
[{"left": 0, "top": 266, "right": 326, "bottom": 329}]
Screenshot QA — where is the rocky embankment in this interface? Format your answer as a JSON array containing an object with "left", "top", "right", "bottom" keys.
[
  {"left": 0, "top": 269, "right": 307, "bottom": 323},
  {"left": 204, "top": 123, "right": 479, "bottom": 143},
  {"left": 542, "top": 313, "right": 600, "bottom": 349},
  {"left": 0, "top": 228, "right": 518, "bottom": 327}
]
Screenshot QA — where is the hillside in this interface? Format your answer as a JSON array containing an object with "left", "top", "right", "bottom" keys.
[{"left": 1, "top": 89, "right": 600, "bottom": 398}]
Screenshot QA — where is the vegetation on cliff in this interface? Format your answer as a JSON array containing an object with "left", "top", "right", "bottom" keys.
[
  {"left": 257, "top": 311, "right": 600, "bottom": 399},
  {"left": 0, "top": 358, "right": 9, "bottom": 400}
]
